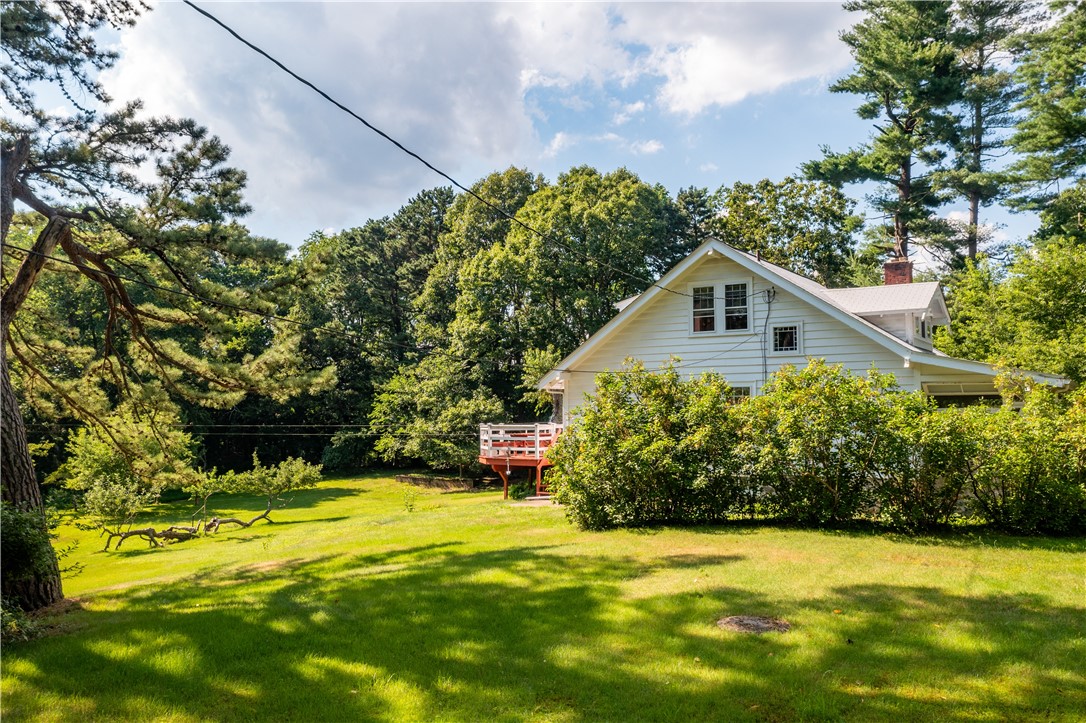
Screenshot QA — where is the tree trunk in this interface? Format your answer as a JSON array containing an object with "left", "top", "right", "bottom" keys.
[
  {"left": 968, "top": 92, "right": 984, "bottom": 260},
  {"left": 1, "top": 216, "right": 70, "bottom": 611},
  {"left": 967, "top": 191, "right": 980, "bottom": 259},
  {"left": 895, "top": 157, "right": 912, "bottom": 259},
  {"left": 1, "top": 345, "right": 63, "bottom": 610}
]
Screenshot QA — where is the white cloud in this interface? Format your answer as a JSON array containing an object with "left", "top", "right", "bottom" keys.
[
  {"left": 100, "top": 2, "right": 856, "bottom": 243},
  {"left": 613, "top": 100, "right": 647, "bottom": 125},
  {"left": 630, "top": 139, "right": 664, "bottom": 155},
  {"left": 544, "top": 131, "right": 577, "bottom": 157},
  {"left": 619, "top": 3, "right": 853, "bottom": 115},
  {"left": 699, "top": 162, "right": 719, "bottom": 173}
]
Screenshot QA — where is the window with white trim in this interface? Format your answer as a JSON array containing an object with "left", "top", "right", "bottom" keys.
[
  {"left": 771, "top": 323, "right": 801, "bottom": 353},
  {"left": 914, "top": 317, "right": 929, "bottom": 340},
  {"left": 691, "top": 286, "right": 715, "bottom": 333},
  {"left": 723, "top": 283, "right": 749, "bottom": 331},
  {"left": 727, "top": 386, "right": 752, "bottom": 401}
]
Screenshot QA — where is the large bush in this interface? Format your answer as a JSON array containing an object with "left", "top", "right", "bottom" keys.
[
  {"left": 736, "top": 360, "right": 893, "bottom": 524},
  {"left": 967, "top": 386, "right": 1086, "bottom": 535},
  {"left": 871, "top": 394, "right": 982, "bottom": 530},
  {"left": 547, "top": 360, "right": 744, "bottom": 529}
]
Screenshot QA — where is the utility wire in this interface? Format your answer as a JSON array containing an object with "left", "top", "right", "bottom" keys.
[{"left": 181, "top": 0, "right": 768, "bottom": 306}]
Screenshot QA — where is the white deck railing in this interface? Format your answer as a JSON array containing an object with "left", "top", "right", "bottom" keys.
[{"left": 478, "top": 423, "right": 563, "bottom": 461}]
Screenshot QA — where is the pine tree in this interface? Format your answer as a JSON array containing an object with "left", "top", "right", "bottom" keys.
[
  {"left": 804, "top": 1, "right": 960, "bottom": 261},
  {"left": 1, "top": 1, "right": 331, "bottom": 611},
  {"left": 944, "top": 0, "right": 1037, "bottom": 258},
  {"left": 1008, "top": 0, "right": 1086, "bottom": 207}
]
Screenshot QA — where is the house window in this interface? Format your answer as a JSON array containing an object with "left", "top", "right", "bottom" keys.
[
  {"left": 727, "top": 386, "right": 751, "bottom": 401},
  {"left": 692, "top": 286, "right": 715, "bottom": 333},
  {"left": 723, "top": 283, "right": 749, "bottom": 331},
  {"left": 772, "top": 324, "right": 800, "bottom": 353},
  {"left": 915, "top": 318, "right": 929, "bottom": 340},
  {"left": 549, "top": 392, "right": 564, "bottom": 424}
]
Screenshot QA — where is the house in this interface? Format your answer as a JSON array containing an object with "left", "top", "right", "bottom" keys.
[{"left": 479, "top": 238, "right": 1070, "bottom": 496}]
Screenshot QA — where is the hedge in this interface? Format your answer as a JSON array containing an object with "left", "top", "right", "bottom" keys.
[{"left": 546, "top": 359, "right": 1086, "bottom": 534}]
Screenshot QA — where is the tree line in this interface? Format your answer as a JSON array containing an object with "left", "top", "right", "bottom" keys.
[{"left": 1, "top": 0, "right": 1083, "bottom": 612}]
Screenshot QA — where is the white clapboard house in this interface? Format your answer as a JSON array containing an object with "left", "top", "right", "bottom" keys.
[{"left": 478, "top": 238, "right": 1070, "bottom": 497}]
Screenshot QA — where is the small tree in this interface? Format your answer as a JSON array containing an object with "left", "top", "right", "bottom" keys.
[
  {"left": 370, "top": 354, "right": 504, "bottom": 475},
  {"left": 205, "top": 454, "right": 322, "bottom": 533},
  {"left": 54, "top": 408, "right": 203, "bottom": 549}
]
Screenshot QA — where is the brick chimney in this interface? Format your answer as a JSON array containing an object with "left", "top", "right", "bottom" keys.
[{"left": 884, "top": 257, "right": 913, "bottom": 285}]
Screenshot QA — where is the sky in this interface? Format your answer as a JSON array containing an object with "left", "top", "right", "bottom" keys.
[{"left": 96, "top": 1, "right": 1038, "bottom": 249}]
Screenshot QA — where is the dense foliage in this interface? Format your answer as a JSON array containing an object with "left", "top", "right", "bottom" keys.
[
  {"left": 549, "top": 360, "right": 1086, "bottom": 534},
  {"left": 545, "top": 362, "right": 745, "bottom": 529}
]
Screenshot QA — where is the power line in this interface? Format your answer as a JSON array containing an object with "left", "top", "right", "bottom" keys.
[{"left": 181, "top": 0, "right": 770, "bottom": 307}]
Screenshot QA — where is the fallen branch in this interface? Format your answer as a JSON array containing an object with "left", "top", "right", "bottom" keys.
[
  {"left": 205, "top": 497, "right": 281, "bottom": 534},
  {"left": 106, "top": 525, "right": 198, "bottom": 550}
]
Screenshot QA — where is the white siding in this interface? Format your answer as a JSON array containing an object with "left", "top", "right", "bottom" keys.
[
  {"left": 862, "top": 313, "right": 909, "bottom": 342},
  {"left": 561, "top": 257, "right": 916, "bottom": 420}
]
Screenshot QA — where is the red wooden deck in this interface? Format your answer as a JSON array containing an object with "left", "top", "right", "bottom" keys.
[{"left": 478, "top": 423, "right": 562, "bottom": 498}]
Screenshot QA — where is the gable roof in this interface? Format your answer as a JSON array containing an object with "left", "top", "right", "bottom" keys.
[{"left": 537, "top": 238, "right": 1069, "bottom": 390}]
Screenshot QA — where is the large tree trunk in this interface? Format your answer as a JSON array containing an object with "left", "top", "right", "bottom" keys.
[
  {"left": 1, "top": 344, "right": 63, "bottom": 610},
  {"left": 1, "top": 216, "right": 70, "bottom": 611}
]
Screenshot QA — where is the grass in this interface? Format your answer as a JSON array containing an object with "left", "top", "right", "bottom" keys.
[{"left": 3, "top": 472, "right": 1085, "bottom": 722}]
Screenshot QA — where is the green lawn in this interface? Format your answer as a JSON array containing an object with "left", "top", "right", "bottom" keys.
[{"left": 3, "top": 473, "right": 1084, "bottom": 722}]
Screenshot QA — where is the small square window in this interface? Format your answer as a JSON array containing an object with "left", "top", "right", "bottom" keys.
[
  {"left": 692, "top": 286, "right": 715, "bottom": 333},
  {"left": 772, "top": 324, "right": 799, "bottom": 353}
]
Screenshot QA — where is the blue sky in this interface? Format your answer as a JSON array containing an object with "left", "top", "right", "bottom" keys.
[{"left": 95, "top": 1, "right": 1038, "bottom": 251}]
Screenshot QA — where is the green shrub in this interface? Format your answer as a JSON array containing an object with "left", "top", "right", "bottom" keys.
[
  {"left": 551, "top": 359, "right": 1084, "bottom": 535},
  {"left": 737, "top": 361, "right": 893, "bottom": 525},
  {"left": 1, "top": 597, "right": 42, "bottom": 643},
  {"left": 871, "top": 395, "right": 981, "bottom": 530},
  {"left": 547, "top": 360, "right": 744, "bottom": 529},
  {"left": 969, "top": 387, "right": 1086, "bottom": 535},
  {"left": 0, "top": 502, "right": 58, "bottom": 611}
]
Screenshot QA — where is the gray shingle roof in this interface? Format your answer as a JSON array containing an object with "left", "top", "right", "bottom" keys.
[{"left": 824, "top": 282, "right": 944, "bottom": 315}]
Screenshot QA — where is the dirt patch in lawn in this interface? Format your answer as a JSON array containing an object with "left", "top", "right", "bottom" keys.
[{"left": 717, "top": 615, "right": 791, "bottom": 634}]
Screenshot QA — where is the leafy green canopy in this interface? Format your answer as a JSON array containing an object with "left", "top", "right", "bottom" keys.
[
  {"left": 370, "top": 166, "right": 681, "bottom": 470},
  {"left": 935, "top": 236, "right": 1086, "bottom": 383}
]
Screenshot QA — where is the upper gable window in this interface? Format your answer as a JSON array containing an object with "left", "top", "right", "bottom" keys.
[
  {"left": 915, "top": 317, "right": 929, "bottom": 340},
  {"left": 723, "top": 283, "right": 749, "bottom": 331},
  {"left": 691, "top": 286, "right": 715, "bottom": 333}
]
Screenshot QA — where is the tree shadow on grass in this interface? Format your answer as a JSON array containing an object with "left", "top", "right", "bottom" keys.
[
  {"left": 5, "top": 545, "right": 1084, "bottom": 722},
  {"left": 672, "top": 520, "right": 1086, "bottom": 553}
]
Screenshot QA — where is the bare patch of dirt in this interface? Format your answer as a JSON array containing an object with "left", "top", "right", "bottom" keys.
[{"left": 717, "top": 615, "right": 791, "bottom": 633}]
